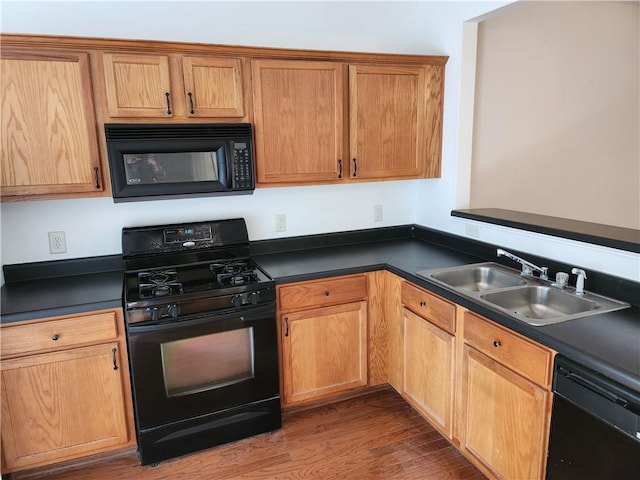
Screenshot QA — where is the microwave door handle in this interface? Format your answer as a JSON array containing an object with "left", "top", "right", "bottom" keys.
[{"left": 227, "top": 142, "right": 234, "bottom": 189}]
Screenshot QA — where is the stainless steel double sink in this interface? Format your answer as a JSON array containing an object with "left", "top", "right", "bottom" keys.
[{"left": 417, "top": 262, "right": 630, "bottom": 326}]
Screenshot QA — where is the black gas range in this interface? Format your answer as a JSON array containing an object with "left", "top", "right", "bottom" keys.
[
  {"left": 121, "top": 218, "right": 281, "bottom": 465},
  {"left": 122, "top": 219, "right": 275, "bottom": 323}
]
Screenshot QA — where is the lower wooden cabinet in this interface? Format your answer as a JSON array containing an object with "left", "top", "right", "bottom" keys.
[
  {"left": 0, "top": 309, "right": 134, "bottom": 473},
  {"left": 460, "top": 311, "right": 553, "bottom": 480},
  {"left": 281, "top": 301, "right": 368, "bottom": 406},
  {"left": 401, "top": 282, "right": 456, "bottom": 439},
  {"left": 403, "top": 309, "right": 455, "bottom": 437},
  {"left": 278, "top": 274, "right": 368, "bottom": 407},
  {"left": 276, "top": 274, "right": 555, "bottom": 479}
]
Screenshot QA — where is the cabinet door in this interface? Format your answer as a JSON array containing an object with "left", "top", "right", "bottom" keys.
[
  {"left": 403, "top": 309, "right": 455, "bottom": 438},
  {"left": 1, "top": 343, "right": 129, "bottom": 470},
  {"left": 461, "top": 345, "right": 549, "bottom": 480},
  {"left": 103, "top": 53, "right": 173, "bottom": 118},
  {"left": 181, "top": 56, "right": 244, "bottom": 118},
  {"left": 252, "top": 60, "right": 346, "bottom": 185},
  {"left": 281, "top": 301, "right": 367, "bottom": 406},
  {"left": 0, "top": 50, "right": 103, "bottom": 197},
  {"left": 349, "top": 64, "right": 431, "bottom": 180}
]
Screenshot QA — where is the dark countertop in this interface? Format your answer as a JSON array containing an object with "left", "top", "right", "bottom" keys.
[
  {"left": 2, "top": 227, "right": 638, "bottom": 394},
  {"left": 1, "top": 254, "right": 124, "bottom": 323},
  {"left": 0, "top": 271, "right": 123, "bottom": 322},
  {"left": 253, "top": 237, "right": 640, "bottom": 393}
]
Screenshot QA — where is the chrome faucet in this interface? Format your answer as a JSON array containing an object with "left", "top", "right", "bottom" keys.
[
  {"left": 571, "top": 268, "right": 587, "bottom": 295},
  {"left": 496, "top": 248, "right": 549, "bottom": 280}
]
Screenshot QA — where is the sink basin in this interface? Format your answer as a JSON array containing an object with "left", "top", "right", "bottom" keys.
[
  {"left": 418, "top": 262, "right": 630, "bottom": 326},
  {"left": 426, "top": 263, "right": 526, "bottom": 292},
  {"left": 480, "top": 286, "right": 600, "bottom": 325}
]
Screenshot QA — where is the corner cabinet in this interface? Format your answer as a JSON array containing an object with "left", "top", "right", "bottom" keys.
[
  {"left": 0, "top": 309, "right": 134, "bottom": 474},
  {"left": 0, "top": 48, "right": 103, "bottom": 200},
  {"left": 460, "top": 311, "right": 554, "bottom": 480},
  {"left": 277, "top": 274, "right": 368, "bottom": 407},
  {"left": 101, "top": 52, "right": 247, "bottom": 120}
]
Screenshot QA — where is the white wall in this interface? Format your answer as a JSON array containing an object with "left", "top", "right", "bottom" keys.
[{"left": 2, "top": 1, "right": 637, "bottom": 283}]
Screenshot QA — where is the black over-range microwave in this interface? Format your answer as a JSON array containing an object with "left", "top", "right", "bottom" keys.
[{"left": 105, "top": 123, "right": 256, "bottom": 202}]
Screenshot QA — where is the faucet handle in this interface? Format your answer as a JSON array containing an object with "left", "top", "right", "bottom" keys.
[
  {"left": 539, "top": 267, "right": 549, "bottom": 281},
  {"left": 553, "top": 272, "right": 569, "bottom": 288}
]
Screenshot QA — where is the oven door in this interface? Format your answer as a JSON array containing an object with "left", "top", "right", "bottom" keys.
[{"left": 126, "top": 303, "right": 279, "bottom": 431}]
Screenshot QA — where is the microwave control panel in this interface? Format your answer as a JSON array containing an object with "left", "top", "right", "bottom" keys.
[{"left": 231, "top": 142, "right": 254, "bottom": 189}]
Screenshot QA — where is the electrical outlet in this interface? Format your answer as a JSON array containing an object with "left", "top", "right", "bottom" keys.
[
  {"left": 275, "top": 214, "right": 286, "bottom": 232},
  {"left": 374, "top": 205, "right": 383, "bottom": 222},
  {"left": 465, "top": 223, "right": 480, "bottom": 238},
  {"left": 48, "top": 231, "right": 67, "bottom": 254}
]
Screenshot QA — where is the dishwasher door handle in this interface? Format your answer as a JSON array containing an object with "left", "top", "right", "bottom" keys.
[{"left": 559, "top": 367, "right": 640, "bottom": 415}]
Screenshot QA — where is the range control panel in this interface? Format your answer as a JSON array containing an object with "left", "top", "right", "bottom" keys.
[{"left": 163, "top": 225, "right": 213, "bottom": 244}]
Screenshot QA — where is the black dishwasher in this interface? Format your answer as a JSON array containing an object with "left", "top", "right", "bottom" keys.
[{"left": 546, "top": 356, "right": 640, "bottom": 479}]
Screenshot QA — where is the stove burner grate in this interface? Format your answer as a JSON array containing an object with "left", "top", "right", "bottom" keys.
[
  {"left": 210, "top": 261, "right": 260, "bottom": 286},
  {"left": 138, "top": 269, "right": 183, "bottom": 298}
]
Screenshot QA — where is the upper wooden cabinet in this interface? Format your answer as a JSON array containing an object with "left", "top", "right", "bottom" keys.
[
  {"left": 252, "top": 60, "right": 346, "bottom": 184},
  {"left": 101, "top": 52, "right": 246, "bottom": 120},
  {"left": 0, "top": 34, "right": 447, "bottom": 201},
  {"left": 350, "top": 64, "right": 442, "bottom": 180},
  {"left": 0, "top": 48, "right": 103, "bottom": 200},
  {"left": 252, "top": 60, "right": 445, "bottom": 186}
]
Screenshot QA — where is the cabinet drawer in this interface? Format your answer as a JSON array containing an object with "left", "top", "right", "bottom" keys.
[
  {"left": 1, "top": 311, "right": 119, "bottom": 358},
  {"left": 401, "top": 282, "right": 456, "bottom": 334},
  {"left": 278, "top": 274, "right": 367, "bottom": 312},
  {"left": 463, "top": 311, "right": 553, "bottom": 388}
]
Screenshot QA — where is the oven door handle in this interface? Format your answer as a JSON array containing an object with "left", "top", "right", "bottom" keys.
[{"left": 127, "top": 304, "right": 275, "bottom": 334}]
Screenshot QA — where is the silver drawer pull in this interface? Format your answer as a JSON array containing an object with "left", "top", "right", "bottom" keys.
[{"left": 51, "top": 334, "right": 60, "bottom": 341}]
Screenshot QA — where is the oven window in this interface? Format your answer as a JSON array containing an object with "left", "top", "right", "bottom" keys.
[
  {"left": 160, "top": 327, "right": 254, "bottom": 397},
  {"left": 123, "top": 150, "right": 221, "bottom": 185}
]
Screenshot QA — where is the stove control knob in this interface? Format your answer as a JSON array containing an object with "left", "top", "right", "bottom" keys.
[
  {"left": 148, "top": 307, "right": 160, "bottom": 321},
  {"left": 231, "top": 294, "right": 243, "bottom": 308},
  {"left": 248, "top": 291, "right": 260, "bottom": 305},
  {"left": 167, "top": 304, "right": 181, "bottom": 318}
]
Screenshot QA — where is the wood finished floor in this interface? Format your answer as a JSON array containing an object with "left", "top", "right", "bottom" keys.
[{"left": 19, "top": 388, "right": 486, "bottom": 480}]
